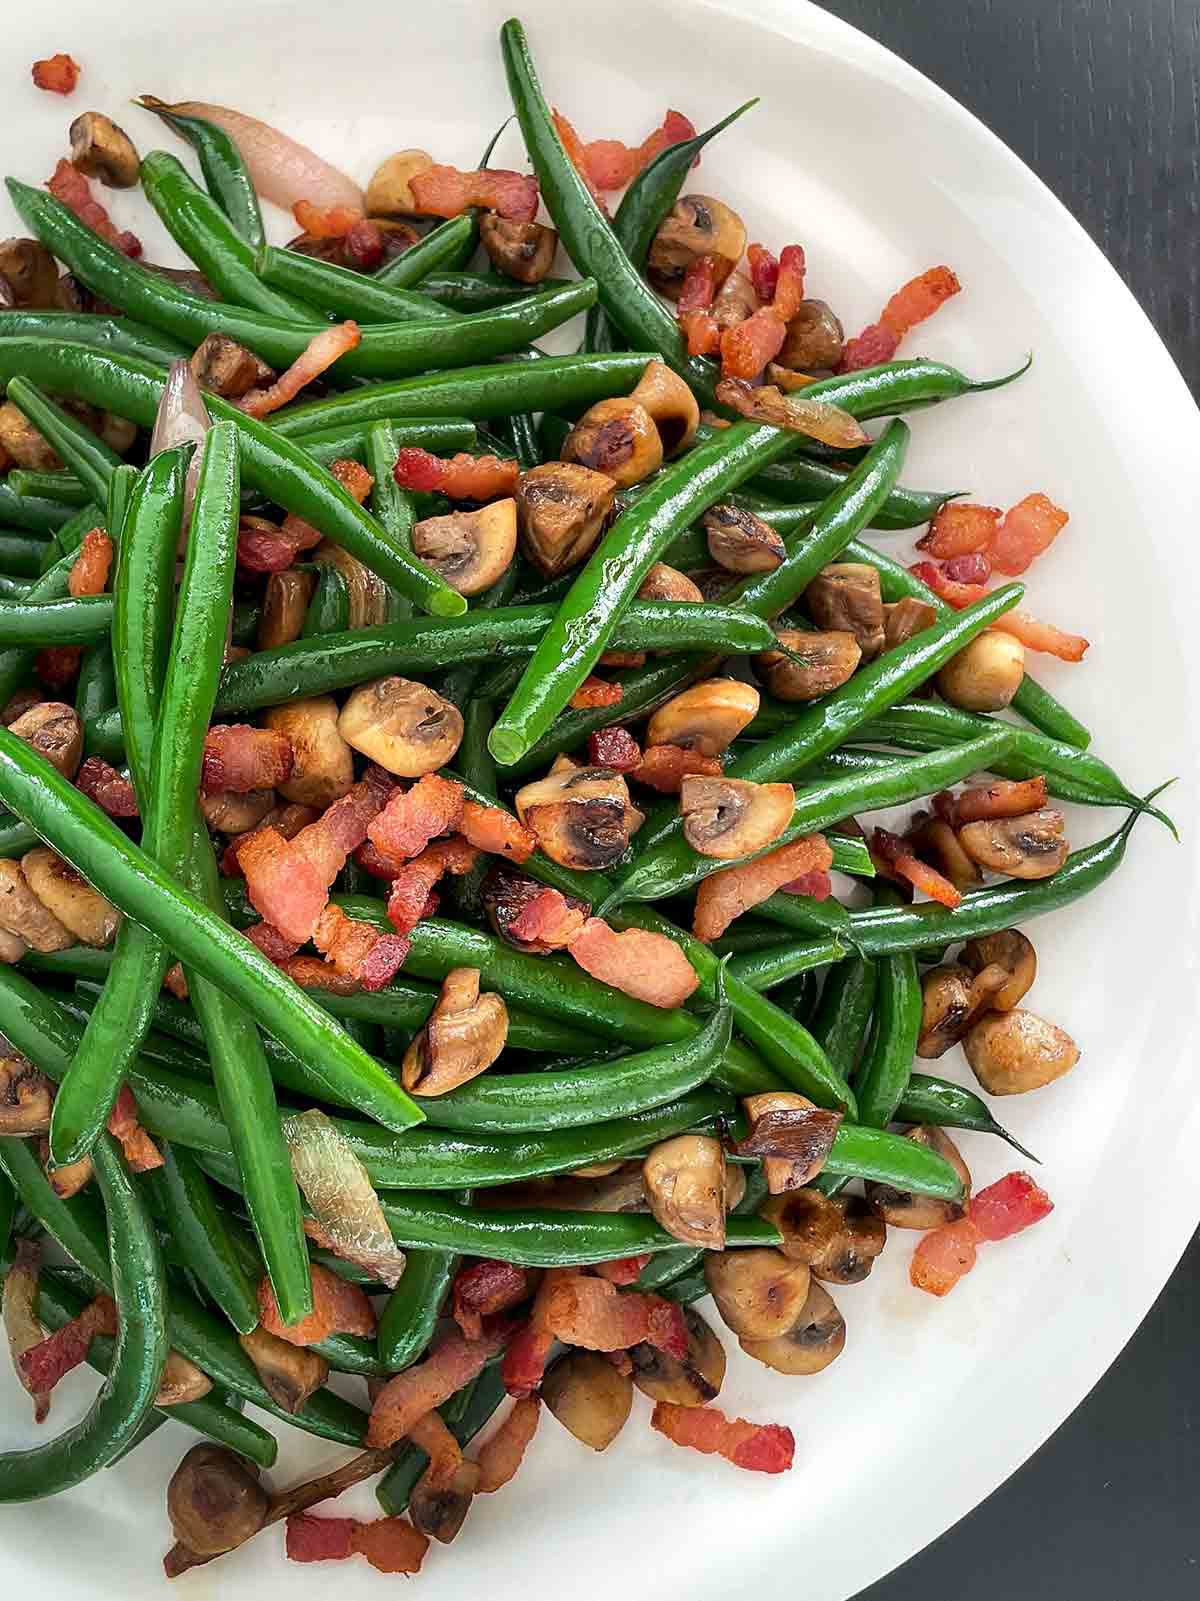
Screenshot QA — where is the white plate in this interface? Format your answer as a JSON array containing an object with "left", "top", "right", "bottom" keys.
[{"left": 2, "top": 2, "right": 1198, "bottom": 1596}]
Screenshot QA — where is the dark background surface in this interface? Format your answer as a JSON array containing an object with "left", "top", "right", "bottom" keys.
[{"left": 810, "top": 3, "right": 1200, "bottom": 1596}]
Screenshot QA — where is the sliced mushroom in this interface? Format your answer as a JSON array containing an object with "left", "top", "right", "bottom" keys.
[
  {"left": 0, "top": 402, "right": 61, "bottom": 472},
  {"left": 0, "top": 239, "right": 59, "bottom": 308},
  {"left": 630, "top": 1305, "right": 726, "bottom": 1406},
  {"left": 711, "top": 268, "right": 758, "bottom": 331},
  {"left": 883, "top": 596, "right": 939, "bottom": 650},
  {"left": 907, "top": 815, "right": 982, "bottom": 892},
  {"left": 561, "top": 399, "right": 664, "bottom": 488},
  {"left": 679, "top": 776, "right": 795, "bottom": 859},
  {"left": 542, "top": 1348, "right": 633, "bottom": 1451},
  {"left": 702, "top": 504, "right": 786, "bottom": 574},
  {"left": 917, "top": 964, "right": 977, "bottom": 1058},
  {"left": 7, "top": 701, "right": 82, "bottom": 778},
  {"left": 645, "top": 679, "right": 760, "bottom": 756},
  {"left": 957, "top": 809, "right": 1069, "bottom": 880},
  {"left": 257, "top": 569, "right": 316, "bottom": 649},
  {"left": 0, "top": 1054, "right": 54, "bottom": 1133},
  {"left": 263, "top": 698, "right": 354, "bottom": 810},
  {"left": 191, "top": 331, "right": 275, "bottom": 401},
  {"left": 313, "top": 542, "right": 388, "bottom": 628},
  {"left": 21, "top": 849, "right": 119, "bottom": 947},
  {"left": 513, "top": 765, "right": 643, "bottom": 871},
  {"left": 69, "top": 112, "right": 141, "bottom": 188},
  {"left": 761, "top": 1190, "right": 886, "bottom": 1283},
  {"left": 155, "top": 1349, "right": 214, "bottom": 1407},
  {"left": 167, "top": 1444, "right": 269, "bottom": 1557},
  {"left": 516, "top": 462, "right": 616, "bottom": 577},
  {"left": 867, "top": 1126, "right": 971, "bottom": 1229},
  {"left": 338, "top": 677, "right": 464, "bottom": 776},
  {"left": 960, "top": 930, "right": 1036, "bottom": 1010},
  {"left": 409, "top": 1459, "right": 480, "bottom": 1543},
  {"left": 756, "top": 628, "right": 862, "bottom": 702},
  {"left": 642, "top": 1134, "right": 727, "bottom": 1247},
  {"left": 777, "top": 299, "right": 845, "bottom": 372},
  {"left": 412, "top": 500, "right": 517, "bottom": 596},
  {"left": 479, "top": 214, "right": 558, "bottom": 283},
  {"left": 628, "top": 360, "right": 700, "bottom": 455},
  {"left": 238, "top": 1326, "right": 329, "bottom": 1414},
  {"left": 805, "top": 563, "right": 886, "bottom": 661},
  {"left": 739, "top": 1091, "right": 836, "bottom": 1193},
  {"left": 199, "top": 788, "right": 277, "bottom": 833},
  {"left": 365, "top": 149, "right": 435, "bottom": 216},
  {"left": 646, "top": 195, "right": 747, "bottom": 299},
  {"left": 0, "top": 860, "right": 73, "bottom": 951},
  {"left": 724, "top": 1162, "right": 747, "bottom": 1212},
  {"left": 638, "top": 562, "right": 703, "bottom": 604},
  {"left": 703, "top": 1247, "right": 811, "bottom": 1340},
  {"left": 402, "top": 967, "right": 508, "bottom": 1096},
  {"left": 739, "top": 1280, "right": 846, "bottom": 1375},
  {"left": 963, "top": 1008, "right": 1080, "bottom": 1095},
  {"left": 936, "top": 630, "right": 1026, "bottom": 712}
]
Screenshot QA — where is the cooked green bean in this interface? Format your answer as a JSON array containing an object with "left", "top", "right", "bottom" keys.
[
  {"left": 376, "top": 1249, "right": 458, "bottom": 1372},
  {"left": 7, "top": 377, "right": 123, "bottom": 507}
]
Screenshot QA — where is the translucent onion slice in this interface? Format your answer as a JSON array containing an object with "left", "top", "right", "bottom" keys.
[{"left": 283, "top": 1108, "right": 407, "bottom": 1287}]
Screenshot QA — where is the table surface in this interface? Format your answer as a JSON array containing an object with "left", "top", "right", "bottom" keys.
[{"left": 812, "top": 3, "right": 1200, "bottom": 1597}]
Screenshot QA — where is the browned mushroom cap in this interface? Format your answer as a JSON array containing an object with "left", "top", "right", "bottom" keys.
[
  {"left": 739, "top": 1280, "right": 846, "bottom": 1375},
  {"left": 191, "top": 331, "right": 275, "bottom": 400},
  {"left": 257, "top": 569, "right": 316, "bottom": 649},
  {"left": 0, "top": 402, "right": 61, "bottom": 472},
  {"left": 867, "top": 1126, "right": 971, "bottom": 1229},
  {"left": 409, "top": 1458, "right": 481, "bottom": 1544},
  {"left": 756, "top": 628, "right": 862, "bottom": 702},
  {"left": 761, "top": 1190, "right": 886, "bottom": 1283},
  {"left": 883, "top": 596, "right": 939, "bottom": 650},
  {"left": 338, "top": 677, "right": 463, "bottom": 776},
  {"left": 628, "top": 360, "right": 701, "bottom": 455},
  {"left": 261, "top": 698, "right": 353, "bottom": 811},
  {"left": 917, "top": 964, "right": 977, "bottom": 1058},
  {"left": 21, "top": 849, "right": 120, "bottom": 947},
  {"left": 479, "top": 213, "right": 559, "bottom": 283},
  {"left": 542, "top": 1348, "right": 633, "bottom": 1451},
  {"left": 237, "top": 1326, "right": 329, "bottom": 1415},
  {"left": 711, "top": 269, "right": 758, "bottom": 331},
  {"left": 480, "top": 862, "right": 589, "bottom": 954},
  {"left": 365, "top": 149, "right": 435, "bottom": 216},
  {"left": 0, "top": 239, "right": 59, "bottom": 308},
  {"left": 805, "top": 563, "right": 886, "bottom": 661},
  {"left": 412, "top": 500, "right": 517, "bottom": 596},
  {"left": 958, "top": 809, "right": 1069, "bottom": 879},
  {"left": 313, "top": 542, "right": 388, "bottom": 628},
  {"left": 156, "top": 1349, "right": 215, "bottom": 1407},
  {"left": 630, "top": 1305, "right": 726, "bottom": 1405},
  {"left": 513, "top": 765, "right": 644, "bottom": 870},
  {"left": 679, "top": 775, "right": 795, "bottom": 859},
  {"left": 936, "top": 630, "right": 1026, "bottom": 712},
  {"left": 702, "top": 503, "right": 786, "bottom": 574},
  {"left": 645, "top": 679, "right": 760, "bottom": 756},
  {"left": 963, "top": 1008, "right": 1080, "bottom": 1095},
  {"left": 8, "top": 701, "right": 82, "bottom": 778},
  {"left": 907, "top": 816, "right": 982, "bottom": 892},
  {"left": 739, "top": 1090, "right": 837, "bottom": 1193},
  {"left": 516, "top": 461, "right": 616, "bottom": 577},
  {"left": 961, "top": 929, "right": 1037, "bottom": 1010},
  {"left": 167, "top": 1444, "right": 269, "bottom": 1557},
  {"left": 642, "top": 1134, "right": 727, "bottom": 1247},
  {"left": 638, "top": 562, "right": 704, "bottom": 604},
  {"left": 703, "top": 1247, "right": 811, "bottom": 1339},
  {"left": 402, "top": 967, "right": 508, "bottom": 1096},
  {"left": 199, "top": 787, "right": 277, "bottom": 833},
  {"left": 646, "top": 195, "right": 747, "bottom": 298},
  {"left": 561, "top": 398, "right": 664, "bottom": 489},
  {"left": 778, "top": 299, "right": 845, "bottom": 372},
  {"left": 69, "top": 112, "right": 141, "bottom": 187},
  {"left": 0, "top": 860, "right": 73, "bottom": 952},
  {"left": 0, "top": 1054, "right": 54, "bottom": 1133}
]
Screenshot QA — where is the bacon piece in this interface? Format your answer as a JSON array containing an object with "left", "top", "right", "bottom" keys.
[
  {"left": 943, "top": 553, "right": 991, "bottom": 585},
  {"left": 352, "top": 839, "right": 402, "bottom": 882},
  {"left": 459, "top": 798, "right": 536, "bottom": 862},
  {"left": 476, "top": 1395, "right": 541, "bottom": 1493},
  {"left": 286, "top": 1514, "right": 355, "bottom": 1563},
  {"left": 969, "top": 1170, "right": 1054, "bottom": 1241},
  {"left": 245, "top": 920, "right": 302, "bottom": 962},
  {"left": 588, "top": 727, "right": 641, "bottom": 772},
  {"left": 274, "top": 955, "right": 361, "bottom": 995},
  {"left": 693, "top": 833, "right": 834, "bottom": 941},
  {"left": 35, "top": 646, "right": 81, "bottom": 691},
  {"left": 746, "top": 243, "right": 778, "bottom": 304},
  {"left": 107, "top": 1082, "right": 163, "bottom": 1171},
  {"left": 592, "top": 1254, "right": 652, "bottom": 1285},
  {"left": 46, "top": 1147, "right": 94, "bottom": 1197},
  {"left": 237, "top": 322, "right": 361, "bottom": 419},
  {"left": 240, "top": 460, "right": 372, "bottom": 572},
  {"left": 772, "top": 244, "right": 806, "bottom": 321},
  {"left": 506, "top": 886, "right": 589, "bottom": 952},
  {"left": 779, "top": 868, "right": 833, "bottom": 900},
  {"left": 567, "top": 917, "right": 699, "bottom": 1007},
  {"left": 939, "top": 776, "right": 1048, "bottom": 826},
  {"left": 720, "top": 308, "right": 787, "bottom": 381},
  {"left": 839, "top": 265, "right": 961, "bottom": 373},
  {"left": 344, "top": 217, "right": 386, "bottom": 270},
  {"left": 996, "top": 611, "right": 1090, "bottom": 661},
  {"left": 630, "top": 744, "right": 723, "bottom": 794},
  {"left": 678, "top": 253, "right": 722, "bottom": 313},
  {"left": 408, "top": 1409, "right": 465, "bottom": 1492},
  {"left": 551, "top": 111, "right": 610, "bottom": 213},
  {"left": 680, "top": 309, "right": 721, "bottom": 357},
  {"left": 386, "top": 847, "right": 449, "bottom": 936},
  {"left": 393, "top": 447, "right": 519, "bottom": 501},
  {"left": 916, "top": 502, "right": 1002, "bottom": 559},
  {"left": 291, "top": 201, "right": 363, "bottom": 238},
  {"left": 541, "top": 1274, "right": 689, "bottom": 1358},
  {"left": 162, "top": 963, "right": 189, "bottom": 1000},
  {"left": 409, "top": 165, "right": 539, "bottom": 223},
  {"left": 258, "top": 1262, "right": 377, "bottom": 1347},
  {"left": 578, "top": 109, "right": 697, "bottom": 191},
  {"left": 569, "top": 675, "right": 622, "bottom": 710},
  {"left": 651, "top": 1401, "right": 794, "bottom": 1474},
  {"left": 501, "top": 1268, "right": 572, "bottom": 1396},
  {"left": 4, "top": 1241, "right": 50, "bottom": 1421},
  {"left": 201, "top": 725, "right": 293, "bottom": 795},
  {"left": 367, "top": 773, "right": 464, "bottom": 865},
  {"left": 76, "top": 756, "right": 138, "bottom": 818},
  {"left": 2, "top": 688, "right": 44, "bottom": 727},
  {"left": 987, "top": 492, "right": 1069, "bottom": 576},
  {"left": 368, "top": 1325, "right": 510, "bottom": 1447},
  {"left": 46, "top": 159, "right": 140, "bottom": 256},
  {"left": 32, "top": 53, "right": 80, "bottom": 94},
  {"left": 312, "top": 903, "right": 409, "bottom": 990},
  {"left": 910, "top": 1216, "right": 980, "bottom": 1296},
  {"left": 349, "top": 1517, "right": 429, "bottom": 1574},
  {"left": 67, "top": 529, "right": 113, "bottom": 598},
  {"left": 17, "top": 1292, "right": 117, "bottom": 1414},
  {"left": 222, "top": 801, "right": 319, "bottom": 876},
  {"left": 452, "top": 1261, "right": 534, "bottom": 1341},
  {"left": 872, "top": 827, "right": 961, "bottom": 909}
]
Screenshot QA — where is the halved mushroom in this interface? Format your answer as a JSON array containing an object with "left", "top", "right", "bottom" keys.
[
  {"left": 69, "top": 112, "right": 141, "bottom": 188},
  {"left": 646, "top": 195, "right": 747, "bottom": 299},
  {"left": 513, "top": 765, "right": 643, "bottom": 871},
  {"left": 313, "top": 542, "right": 388, "bottom": 629},
  {"left": 366, "top": 149, "right": 435, "bottom": 216},
  {"left": 542, "top": 1348, "right": 633, "bottom": 1451},
  {"left": 777, "top": 299, "right": 845, "bottom": 372},
  {"left": 960, "top": 929, "right": 1036, "bottom": 1010},
  {"left": 561, "top": 399, "right": 663, "bottom": 488},
  {"left": 756, "top": 628, "right": 861, "bottom": 702},
  {"left": 739, "top": 1280, "right": 846, "bottom": 1375},
  {"left": 402, "top": 967, "right": 508, "bottom": 1096},
  {"left": 8, "top": 701, "right": 82, "bottom": 778},
  {"left": 0, "top": 1054, "right": 54, "bottom": 1133},
  {"left": 642, "top": 1134, "right": 727, "bottom": 1247},
  {"left": 0, "top": 860, "right": 73, "bottom": 951},
  {"left": 761, "top": 1190, "right": 886, "bottom": 1284},
  {"left": 703, "top": 1247, "right": 811, "bottom": 1340},
  {"left": 957, "top": 809, "right": 1069, "bottom": 880},
  {"left": 263, "top": 698, "right": 354, "bottom": 810},
  {"left": 156, "top": 1350, "right": 214, "bottom": 1407},
  {"left": 238, "top": 1325, "right": 329, "bottom": 1414},
  {"left": 917, "top": 963, "right": 991, "bottom": 1059},
  {"left": 516, "top": 462, "right": 616, "bottom": 577},
  {"left": 257, "top": 569, "right": 316, "bottom": 649},
  {"left": 409, "top": 1458, "right": 480, "bottom": 1543},
  {"left": 805, "top": 563, "right": 886, "bottom": 661},
  {"left": 936, "top": 630, "right": 1026, "bottom": 712},
  {"left": 867, "top": 1126, "right": 971, "bottom": 1229},
  {"left": 199, "top": 788, "right": 277, "bottom": 833},
  {"left": 907, "top": 815, "right": 982, "bottom": 892},
  {"left": 702, "top": 504, "right": 786, "bottom": 574},
  {"left": 628, "top": 360, "right": 700, "bottom": 456},
  {"left": 638, "top": 562, "right": 703, "bottom": 604},
  {"left": 883, "top": 597, "right": 939, "bottom": 650},
  {"left": 412, "top": 500, "right": 517, "bottom": 596},
  {"left": 711, "top": 268, "right": 758, "bottom": 331},
  {"left": 679, "top": 776, "right": 795, "bottom": 859},
  {"left": 338, "top": 677, "right": 464, "bottom": 776},
  {"left": 0, "top": 239, "right": 59, "bottom": 309},
  {"left": 21, "top": 849, "right": 119, "bottom": 947},
  {"left": 480, "top": 214, "right": 558, "bottom": 283},
  {"left": 963, "top": 1008, "right": 1080, "bottom": 1095},
  {"left": 645, "top": 679, "right": 760, "bottom": 756},
  {"left": 630, "top": 1305, "right": 726, "bottom": 1406},
  {"left": 191, "top": 331, "right": 275, "bottom": 400},
  {"left": 167, "top": 1444, "right": 269, "bottom": 1557},
  {"left": 0, "top": 402, "right": 61, "bottom": 472}
]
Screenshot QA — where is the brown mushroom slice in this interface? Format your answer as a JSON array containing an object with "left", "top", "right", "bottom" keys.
[
  {"left": 646, "top": 195, "right": 747, "bottom": 299},
  {"left": 409, "top": 1458, "right": 481, "bottom": 1543},
  {"left": 963, "top": 1008, "right": 1080, "bottom": 1095},
  {"left": 0, "top": 240, "right": 59, "bottom": 309},
  {"left": 739, "top": 1280, "right": 846, "bottom": 1375},
  {"left": 936, "top": 630, "right": 1026, "bottom": 712},
  {"left": 402, "top": 967, "right": 508, "bottom": 1096},
  {"left": 642, "top": 1134, "right": 727, "bottom": 1247},
  {"left": 542, "top": 1348, "right": 633, "bottom": 1451},
  {"left": 907, "top": 816, "right": 982, "bottom": 892},
  {"left": 761, "top": 1190, "right": 886, "bottom": 1283},
  {"left": 257, "top": 569, "right": 316, "bottom": 649},
  {"left": 167, "top": 1444, "right": 270, "bottom": 1557},
  {"left": 69, "top": 112, "right": 141, "bottom": 187},
  {"left": 0, "top": 402, "right": 61, "bottom": 472},
  {"left": 711, "top": 268, "right": 758, "bottom": 331},
  {"left": 628, "top": 360, "right": 700, "bottom": 455},
  {"left": 338, "top": 677, "right": 464, "bottom": 776},
  {"left": 20, "top": 849, "right": 120, "bottom": 947},
  {"left": 867, "top": 1126, "right": 971, "bottom": 1229},
  {"left": 156, "top": 1350, "right": 215, "bottom": 1407},
  {"left": 638, "top": 562, "right": 703, "bottom": 604},
  {"left": 8, "top": 702, "right": 82, "bottom": 778},
  {"left": 756, "top": 628, "right": 862, "bottom": 702},
  {"left": 366, "top": 149, "right": 435, "bottom": 216},
  {"left": 0, "top": 1054, "right": 54, "bottom": 1133},
  {"left": 516, "top": 462, "right": 616, "bottom": 577},
  {"left": 630, "top": 1306, "right": 726, "bottom": 1406},
  {"left": 737, "top": 1090, "right": 844, "bottom": 1193},
  {"left": 645, "top": 679, "right": 760, "bottom": 756},
  {"left": 0, "top": 860, "right": 73, "bottom": 952},
  {"left": 411, "top": 499, "right": 517, "bottom": 596},
  {"left": 703, "top": 1247, "right": 811, "bottom": 1340},
  {"left": 957, "top": 809, "right": 1069, "bottom": 880},
  {"left": 679, "top": 776, "right": 794, "bottom": 861},
  {"left": 513, "top": 765, "right": 643, "bottom": 871},
  {"left": 960, "top": 929, "right": 1037, "bottom": 1010},
  {"left": 479, "top": 214, "right": 558, "bottom": 283},
  {"left": 777, "top": 299, "right": 846, "bottom": 372},
  {"left": 883, "top": 597, "right": 939, "bottom": 650},
  {"left": 561, "top": 399, "right": 664, "bottom": 489},
  {"left": 238, "top": 1325, "right": 328, "bottom": 1414},
  {"left": 313, "top": 542, "right": 388, "bottom": 628},
  {"left": 805, "top": 563, "right": 886, "bottom": 661},
  {"left": 199, "top": 788, "right": 277, "bottom": 833},
  {"left": 702, "top": 504, "right": 786, "bottom": 574},
  {"left": 191, "top": 331, "right": 275, "bottom": 400},
  {"left": 917, "top": 964, "right": 976, "bottom": 1059},
  {"left": 263, "top": 697, "right": 354, "bottom": 810}
]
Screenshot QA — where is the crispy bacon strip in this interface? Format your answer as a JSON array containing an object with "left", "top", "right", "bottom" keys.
[
  {"left": 693, "top": 834, "right": 834, "bottom": 941},
  {"left": 32, "top": 53, "right": 80, "bottom": 94},
  {"left": 409, "top": 165, "right": 539, "bottom": 223},
  {"left": 942, "top": 552, "right": 991, "bottom": 585},
  {"left": 996, "top": 611, "right": 1090, "bottom": 661},
  {"left": 367, "top": 1325, "right": 510, "bottom": 1447},
  {"left": 569, "top": 675, "right": 622, "bottom": 710},
  {"left": 4, "top": 1240, "right": 50, "bottom": 1422},
  {"left": 576, "top": 109, "right": 696, "bottom": 191},
  {"left": 451, "top": 1261, "right": 533, "bottom": 1341},
  {"left": 76, "top": 756, "right": 138, "bottom": 818},
  {"left": 591, "top": 1254, "right": 652, "bottom": 1285},
  {"left": 384, "top": 836, "right": 482, "bottom": 936},
  {"left": 245, "top": 920, "right": 302, "bottom": 962},
  {"left": 286, "top": 1513, "right": 356, "bottom": 1563},
  {"left": 936, "top": 776, "right": 1048, "bottom": 826},
  {"left": 588, "top": 727, "right": 641, "bottom": 771},
  {"left": 747, "top": 243, "right": 779, "bottom": 304},
  {"left": 46, "top": 159, "right": 140, "bottom": 256},
  {"left": 506, "top": 886, "right": 589, "bottom": 952},
  {"left": 501, "top": 1268, "right": 572, "bottom": 1396},
  {"left": 273, "top": 955, "right": 361, "bottom": 996},
  {"left": 916, "top": 502, "right": 1001, "bottom": 558},
  {"left": 347, "top": 1517, "right": 429, "bottom": 1574},
  {"left": 567, "top": 917, "right": 699, "bottom": 1007},
  {"left": 459, "top": 798, "right": 536, "bottom": 863},
  {"left": 969, "top": 1170, "right": 1054, "bottom": 1242},
  {"left": 393, "top": 448, "right": 519, "bottom": 501},
  {"left": 311, "top": 903, "right": 409, "bottom": 991},
  {"left": 839, "top": 265, "right": 961, "bottom": 373},
  {"left": 987, "top": 492, "right": 1069, "bottom": 576},
  {"left": 408, "top": 1408, "right": 465, "bottom": 1488},
  {"left": 873, "top": 827, "right": 961, "bottom": 909},
  {"left": 237, "top": 459, "right": 371, "bottom": 572},
  {"left": 719, "top": 245, "right": 806, "bottom": 380},
  {"left": 237, "top": 323, "right": 361, "bottom": 419},
  {"left": 35, "top": 647, "right": 81, "bottom": 691},
  {"left": 910, "top": 1216, "right": 980, "bottom": 1296},
  {"left": 201, "top": 724, "right": 293, "bottom": 795},
  {"left": 779, "top": 868, "right": 833, "bottom": 900},
  {"left": 258, "top": 1262, "right": 377, "bottom": 1347},
  {"left": 651, "top": 1401, "right": 795, "bottom": 1474},
  {"left": 541, "top": 1273, "right": 688, "bottom": 1358},
  {"left": 46, "top": 1148, "right": 94, "bottom": 1198},
  {"left": 368, "top": 773, "right": 464, "bottom": 865},
  {"left": 68, "top": 530, "right": 113, "bottom": 598},
  {"left": 551, "top": 111, "right": 610, "bottom": 213},
  {"left": 631, "top": 744, "right": 723, "bottom": 794},
  {"left": 222, "top": 801, "right": 319, "bottom": 876},
  {"left": 476, "top": 1396, "right": 541, "bottom": 1493},
  {"left": 107, "top": 1082, "right": 163, "bottom": 1171},
  {"left": 17, "top": 1291, "right": 117, "bottom": 1415}
]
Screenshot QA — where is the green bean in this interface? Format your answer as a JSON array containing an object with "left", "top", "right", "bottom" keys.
[
  {"left": 374, "top": 214, "right": 478, "bottom": 288},
  {"left": 38, "top": 503, "right": 102, "bottom": 571},
  {"left": 0, "top": 482, "right": 75, "bottom": 535},
  {"left": 7, "top": 377, "right": 123, "bottom": 507},
  {"left": 417, "top": 270, "right": 569, "bottom": 311},
  {"left": 295, "top": 416, "right": 477, "bottom": 470},
  {"left": 146, "top": 1143, "right": 260, "bottom": 1335},
  {"left": 898, "top": 1073, "right": 1037, "bottom": 1160},
  {"left": 257, "top": 244, "right": 461, "bottom": 324},
  {"left": 747, "top": 455, "right": 956, "bottom": 530},
  {"left": 726, "top": 935, "right": 846, "bottom": 994},
  {"left": 0, "top": 574, "right": 31, "bottom": 599},
  {"left": 302, "top": 564, "right": 350, "bottom": 636},
  {"left": 366, "top": 421, "right": 416, "bottom": 623},
  {"left": 0, "top": 309, "right": 187, "bottom": 366},
  {"left": 0, "top": 594, "right": 111, "bottom": 645},
  {"left": 810, "top": 955, "right": 877, "bottom": 1083},
  {"left": 0, "top": 1169, "right": 14, "bottom": 1262},
  {"left": 853, "top": 891, "right": 921, "bottom": 1129},
  {"left": 0, "top": 530, "right": 51, "bottom": 576},
  {"left": 376, "top": 1249, "right": 457, "bottom": 1371},
  {"left": 7, "top": 470, "right": 91, "bottom": 508},
  {"left": 375, "top": 1363, "right": 508, "bottom": 1517},
  {"left": 136, "top": 97, "right": 267, "bottom": 249},
  {"left": 73, "top": 640, "right": 115, "bottom": 722}
]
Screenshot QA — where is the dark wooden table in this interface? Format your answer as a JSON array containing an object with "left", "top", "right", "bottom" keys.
[{"left": 811, "top": 3, "right": 1200, "bottom": 1595}]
